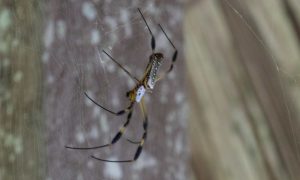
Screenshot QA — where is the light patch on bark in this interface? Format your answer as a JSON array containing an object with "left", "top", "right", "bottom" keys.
[
  {"left": 46, "top": 74, "right": 54, "bottom": 84},
  {"left": 111, "top": 92, "right": 120, "bottom": 108},
  {"left": 159, "top": 83, "right": 169, "bottom": 104},
  {"left": 104, "top": 157, "right": 123, "bottom": 179},
  {"left": 90, "top": 29, "right": 100, "bottom": 45},
  {"left": 120, "top": 9, "right": 132, "bottom": 37},
  {"left": 44, "top": 20, "right": 54, "bottom": 48},
  {"left": 175, "top": 134, "right": 183, "bottom": 154},
  {"left": 3, "top": 133, "right": 23, "bottom": 155},
  {"left": 0, "top": 9, "right": 12, "bottom": 31},
  {"left": 13, "top": 71, "right": 23, "bottom": 83},
  {"left": 175, "top": 91, "right": 184, "bottom": 104},
  {"left": 81, "top": 2, "right": 97, "bottom": 21},
  {"left": 75, "top": 131, "right": 85, "bottom": 144},
  {"left": 89, "top": 126, "right": 99, "bottom": 139},
  {"left": 0, "top": 9, "right": 12, "bottom": 53},
  {"left": 92, "top": 105, "right": 101, "bottom": 118},
  {"left": 42, "top": 52, "right": 49, "bottom": 63},
  {"left": 132, "top": 151, "right": 157, "bottom": 171},
  {"left": 56, "top": 20, "right": 66, "bottom": 40},
  {"left": 104, "top": 16, "right": 118, "bottom": 44},
  {"left": 106, "top": 61, "right": 116, "bottom": 73},
  {"left": 76, "top": 173, "right": 83, "bottom": 180},
  {"left": 99, "top": 113, "right": 109, "bottom": 133},
  {"left": 87, "top": 160, "right": 94, "bottom": 169}
]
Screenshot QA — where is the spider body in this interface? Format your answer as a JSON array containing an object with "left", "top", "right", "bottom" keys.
[
  {"left": 127, "top": 53, "right": 164, "bottom": 102},
  {"left": 65, "top": 8, "right": 177, "bottom": 163}
]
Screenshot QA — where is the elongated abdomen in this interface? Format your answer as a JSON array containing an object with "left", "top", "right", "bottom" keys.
[{"left": 145, "top": 53, "right": 163, "bottom": 89}]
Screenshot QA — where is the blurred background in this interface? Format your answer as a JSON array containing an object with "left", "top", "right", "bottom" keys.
[{"left": 1, "top": 0, "right": 300, "bottom": 179}]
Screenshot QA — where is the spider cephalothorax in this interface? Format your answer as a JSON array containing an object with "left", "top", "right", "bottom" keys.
[{"left": 126, "top": 84, "right": 146, "bottom": 103}]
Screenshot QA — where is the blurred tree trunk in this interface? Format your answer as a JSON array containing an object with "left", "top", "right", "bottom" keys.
[
  {"left": 186, "top": 0, "right": 300, "bottom": 180},
  {"left": 0, "top": 1, "right": 44, "bottom": 180}
]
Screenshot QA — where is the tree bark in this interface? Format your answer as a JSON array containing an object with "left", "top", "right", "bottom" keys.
[
  {"left": 44, "top": 1, "right": 188, "bottom": 180},
  {"left": 0, "top": 1, "right": 44, "bottom": 180},
  {"left": 0, "top": 1, "right": 188, "bottom": 180}
]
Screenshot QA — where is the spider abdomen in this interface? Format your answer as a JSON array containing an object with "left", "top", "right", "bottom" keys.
[{"left": 144, "top": 53, "right": 163, "bottom": 89}]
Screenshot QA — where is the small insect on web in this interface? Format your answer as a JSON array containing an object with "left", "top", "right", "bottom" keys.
[{"left": 65, "top": 8, "right": 178, "bottom": 163}]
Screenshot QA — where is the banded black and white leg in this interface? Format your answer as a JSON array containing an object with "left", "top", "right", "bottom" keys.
[
  {"left": 91, "top": 98, "right": 148, "bottom": 162},
  {"left": 138, "top": 8, "right": 156, "bottom": 52},
  {"left": 156, "top": 24, "right": 178, "bottom": 81},
  {"left": 65, "top": 107, "right": 135, "bottom": 150}
]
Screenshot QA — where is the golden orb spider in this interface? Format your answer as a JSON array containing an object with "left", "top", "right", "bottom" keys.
[{"left": 65, "top": 8, "right": 177, "bottom": 163}]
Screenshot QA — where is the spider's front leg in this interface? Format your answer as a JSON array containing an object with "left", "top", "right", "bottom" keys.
[{"left": 155, "top": 24, "right": 178, "bottom": 83}]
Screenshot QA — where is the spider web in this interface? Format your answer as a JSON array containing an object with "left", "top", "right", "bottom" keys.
[{"left": 43, "top": 1, "right": 187, "bottom": 180}]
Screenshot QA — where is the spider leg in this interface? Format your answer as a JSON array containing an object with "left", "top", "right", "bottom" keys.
[
  {"left": 91, "top": 130, "right": 146, "bottom": 163},
  {"left": 84, "top": 92, "right": 134, "bottom": 116},
  {"left": 65, "top": 143, "right": 109, "bottom": 150},
  {"left": 138, "top": 8, "right": 156, "bottom": 51},
  {"left": 65, "top": 108, "right": 134, "bottom": 150},
  {"left": 102, "top": 50, "right": 139, "bottom": 82},
  {"left": 156, "top": 24, "right": 178, "bottom": 82},
  {"left": 91, "top": 98, "right": 148, "bottom": 163}
]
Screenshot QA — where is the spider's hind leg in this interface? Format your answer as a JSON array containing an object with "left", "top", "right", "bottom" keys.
[
  {"left": 65, "top": 108, "right": 134, "bottom": 150},
  {"left": 91, "top": 98, "right": 148, "bottom": 163},
  {"left": 156, "top": 24, "right": 178, "bottom": 82},
  {"left": 109, "top": 109, "right": 134, "bottom": 145}
]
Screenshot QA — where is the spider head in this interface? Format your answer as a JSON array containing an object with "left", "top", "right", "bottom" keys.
[
  {"left": 150, "top": 53, "right": 164, "bottom": 62},
  {"left": 126, "top": 90, "right": 135, "bottom": 101}
]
